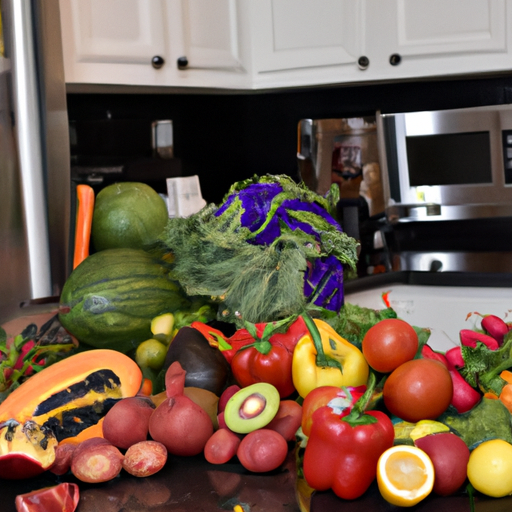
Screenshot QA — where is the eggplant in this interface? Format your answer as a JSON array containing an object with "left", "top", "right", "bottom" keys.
[{"left": 159, "top": 326, "right": 232, "bottom": 396}]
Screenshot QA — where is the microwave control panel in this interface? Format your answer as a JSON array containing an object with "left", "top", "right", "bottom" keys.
[{"left": 502, "top": 130, "right": 512, "bottom": 184}]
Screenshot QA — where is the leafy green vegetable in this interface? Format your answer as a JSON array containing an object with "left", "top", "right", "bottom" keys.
[
  {"left": 437, "top": 398, "right": 512, "bottom": 449},
  {"left": 160, "top": 174, "right": 359, "bottom": 327},
  {"left": 461, "top": 331, "right": 512, "bottom": 394},
  {"left": 326, "top": 302, "right": 397, "bottom": 349}
]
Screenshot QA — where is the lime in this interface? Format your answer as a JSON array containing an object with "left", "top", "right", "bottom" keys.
[
  {"left": 91, "top": 182, "right": 168, "bottom": 251},
  {"left": 135, "top": 339, "right": 168, "bottom": 371}
]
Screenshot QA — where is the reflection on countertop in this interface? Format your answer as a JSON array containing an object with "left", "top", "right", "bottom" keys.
[{"left": 2, "top": 450, "right": 300, "bottom": 512}]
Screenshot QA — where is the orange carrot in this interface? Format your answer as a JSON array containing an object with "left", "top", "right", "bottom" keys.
[
  {"left": 73, "top": 184, "right": 95, "bottom": 269},
  {"left": 500, "top": 383, "right": 512, "bottom": 413},
  {"left": 500, "top": 370, "right": 512, "bottom": 385}
]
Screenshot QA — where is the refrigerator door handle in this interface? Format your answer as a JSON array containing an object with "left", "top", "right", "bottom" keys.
[{"left": 11, "top": 0, "right": 52, "bottom": 299}]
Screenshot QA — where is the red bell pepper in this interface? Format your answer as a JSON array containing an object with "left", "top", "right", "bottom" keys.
[
  {"left": 302, "top": 373, "right": 394, "bottom": 500},
  {"left": 190, "top": 322, "right": 235, "bottom": 351},
  {"left": 230, "top": 316, "right": 307, "bottom": 398},
  {"left": 301, "top": 384, "right": 366, "bottom": 437},
  {"left": 190, "top": 322, "right": 255, "bottom": 364}
]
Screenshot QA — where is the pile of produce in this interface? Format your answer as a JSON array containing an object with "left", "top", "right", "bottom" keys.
[{"left": 3, "top": 175, "right": 512, "bottom": 511}]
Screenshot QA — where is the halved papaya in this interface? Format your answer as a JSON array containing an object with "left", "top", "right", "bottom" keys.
[
  {"left": 0, "top": 349, "right": 142, "bottom": 478},
  {"left": 0, "top": 420, "right": 58, "bottom": 479}
]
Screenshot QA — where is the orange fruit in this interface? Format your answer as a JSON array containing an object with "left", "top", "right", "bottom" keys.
[{"left": 377, "top": 445, "right": 435, "bottom": 507}]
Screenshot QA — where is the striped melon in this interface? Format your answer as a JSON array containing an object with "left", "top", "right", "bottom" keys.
[{"left": 59, "top": 248, "right": 191, "bottom": 353}]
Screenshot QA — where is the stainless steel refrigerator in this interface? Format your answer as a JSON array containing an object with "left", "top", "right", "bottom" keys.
[{"left": 0, "top": 0, "right": 70, "bottom": 323}]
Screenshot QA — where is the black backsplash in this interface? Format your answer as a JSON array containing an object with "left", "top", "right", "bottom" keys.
[{"left": 67, "top": 74, "right": 512, "bottom": 204}]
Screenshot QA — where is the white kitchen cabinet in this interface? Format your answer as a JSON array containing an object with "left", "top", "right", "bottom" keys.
[
  {"left": 364, "top": 0, "right": 512, "bottom": 83},
  {"left": 60, "top": 0, "right": 512, "bottom": 90},
  {"left": 60, "top": 0, "right": 250, "bottom": 88},
  {"left": 247, "top": 0, "right": 512, "bottom": 89}
]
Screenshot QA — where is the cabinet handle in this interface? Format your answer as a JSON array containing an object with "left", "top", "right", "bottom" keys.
[
  {"left": 177, "top": 56, "right": 189, "bottom": 70},
  {"left": 357, "top": 56, "right": 369, "bottom": 70},
  {"left": 151, "top": 56, "right": 165, "bottom": 69},
  {"left": 389, "top": 54, "right": 401, "bottom": 66}
]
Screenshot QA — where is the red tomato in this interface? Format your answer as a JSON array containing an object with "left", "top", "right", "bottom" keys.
[
  {"left": 301, "top": 385, "right": 365, "bottom": 437},
  {"left": 383, "top": 358, "right": 453, "bottom": 423},
  {"left": 362, "top": 318, "right": 419, "bottom": 373}
]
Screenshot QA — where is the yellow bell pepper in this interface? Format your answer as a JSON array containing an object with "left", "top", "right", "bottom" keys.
[{"left": 292, "top": 316, "right": 369, "bottom": 398}]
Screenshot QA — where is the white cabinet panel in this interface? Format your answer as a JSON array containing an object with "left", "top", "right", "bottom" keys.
[
  {"left": 366, "top": 0, "right": 512, "bottom": 81},
  {"left": 250, "top": 0, "right": 361, "bottom": 72},
  {"left": 179, "top": 0, "right": 241, "bottom": 69},
  {"left": 397, "top": 0, "right": 504, "bottom": 53},
  {"left": 68, "top": 0, "right": 167, "bottom": 65},
  {"left": 374, "top": 0, "right": 506, "bottom": 57}
]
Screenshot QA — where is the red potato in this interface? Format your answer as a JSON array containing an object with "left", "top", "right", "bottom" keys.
[
  {"left": 48, "top": 443, "right": 77, "bottom": 476},
  {"left": 237, "top": 429, "right": 288, "bottom": 473},
  {"left": 218, "top": 385, "right": 241, "bottom": 414},
  {"left": 265, "top": 400, "right": 303, "bottom": 441},
  {"left": 71, "top": 439, "right": 124, "bottom": 483},
  {"left": 122, "top": 440, "right": 167, "bottom": 477},
  {"left": 204, "top": 428, "right": 242, "bottom": 464},
  {"left": 72, "top": 437, "right": 111, "bottom": 458},
  {"left": 102, "top": 396, "right": 155, "bottom": 449},
  {"left": 216, "top": 411, "right": 244, "bottom": 438},
  {"left": 217, "top": 410, "right": 228, "bottom": 430}
]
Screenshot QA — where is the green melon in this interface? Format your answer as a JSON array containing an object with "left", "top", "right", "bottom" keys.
[
  {"left": 59, "top": 248, "right": 191, "bottom": 353},
  {"left": 91, "top": 182, "right": 169, "bottom": 252}
]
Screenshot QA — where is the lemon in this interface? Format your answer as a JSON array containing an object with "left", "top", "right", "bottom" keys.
[
  {"left": 377, "top": 445, "right": 435, "bottom": 507},
  {"left": 135, "top": 338, "right": 168, "bottom": 371},
  {"left": 467, "top": 439, "right": 512, "bottom": 497}
]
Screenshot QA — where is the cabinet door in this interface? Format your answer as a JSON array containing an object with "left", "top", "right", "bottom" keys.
[
  {"left": 60, "top": 0, "right": 178, "bottom": 86},
  {"left": 172, "top": 0, "right": 241, "bottom": 70},
  {"left": 367, "top": 0, "right": 512, "bottom": 80},
  {"left": 249, "top": 0, "right": 363, "bottom": 73},
  {"left": 63, "top": 0, "right": 166, "bottom": 66}
]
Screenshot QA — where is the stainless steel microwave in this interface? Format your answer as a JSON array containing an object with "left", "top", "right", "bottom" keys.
[{"left": 377, "top": 104, "right": 512, "bottom": 222}]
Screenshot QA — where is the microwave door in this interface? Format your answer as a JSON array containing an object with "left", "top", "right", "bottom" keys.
[{"left": 378, "top": 105, "right": 512, "bottom": 222}]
